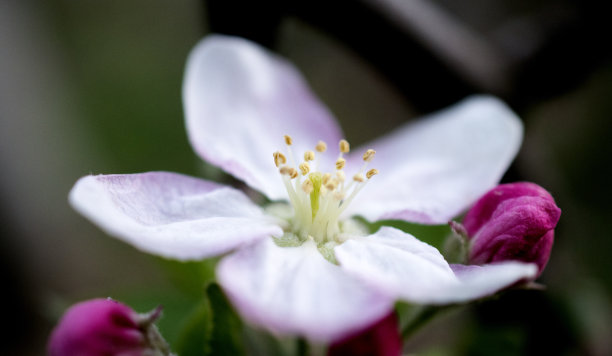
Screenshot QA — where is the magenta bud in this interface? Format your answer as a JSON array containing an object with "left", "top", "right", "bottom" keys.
[
  {"left": 48, "top": 298, "right": 169, "bottom": 356},
  {"left": 462, "top": 182, "right": 561, "bottom": 276},
  {"left": 328, "top": 312, "right": 402, "bottom": 356}
]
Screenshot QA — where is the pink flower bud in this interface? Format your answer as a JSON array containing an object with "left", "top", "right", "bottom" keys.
[
  {"left": 327, "top": 312, "right": 401, "bottom": 356},
  {"left": 462, "top": 182, "right": 561, "bottom": 276},
  {"left": 48, "top": 298, "right": 169, "bottom": 356}
]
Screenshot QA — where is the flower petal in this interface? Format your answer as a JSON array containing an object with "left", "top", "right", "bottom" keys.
[
  {"left": 345, "top": 96, "right": 523, "bottom": 224},
  {"left": 334, "top": 227, "right": 459, "bottom": 302},
  {"left": 444, "top": 262, "right": 538, "bottom": 303},
  {"left": 217, "top": 238, "right": 393, "bottom": 342},
  {"left": 183, "top": 35, "right": 343, "bottom": 200},
  {"left": 335, "top": 227, "right": 537, "bottom": 305},
  {"left": 69, "top": 172, "right": 283, "bottom": 260}
]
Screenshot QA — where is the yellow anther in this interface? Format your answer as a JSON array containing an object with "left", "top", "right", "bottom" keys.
[
  {"left": 315, "top": 141, "right": 327, "bottom": 152},
  {"left": 284, "top": 135, "right": 293, "bottom": 146},
  {"left": 353, "top": 174, "right": 365, "bottom": 183},
  {"left": 280, "top": 166, "right": 298, "bottom": 178},
  {"left": 322, "top": 173, "right": 332, "bottom": 185},
  {"left": 302, "top": 179, "right": 314, "bottom": 194},
  {"left": 366, "top": 168, "right": 379, "bottom": 179},
  {"left": 279, "top": 166, "right": 291, "bottom": 175},
  {"left": 325, "top": 181, "right": 337, "bottom": 191},
  {"left": 335, "top": 158, "right": 346, "bottom": 170},
  {"left": 363, "top": 149, "right": 376, "bottom": 162},
  {"left": 299, "top": 162, "right": 310, "bottom": 176},
  {"left": 273, "top": 151, "right": 287, "bottom": 167},
  {"left": 339, "top": 139, "right": 350, "bottom": 153},
  {"left": 333, "top": 191, "right": 345, "bottom": 201},
  {"left": 304, "top": 150, "right": 315, "bottom": 161},
  {"left": 336, "top": 170, "right": 346, "bottom": 182}
]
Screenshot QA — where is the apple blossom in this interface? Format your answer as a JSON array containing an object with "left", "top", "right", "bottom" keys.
[{"left": 69, "top": 35, "right": 538, "bottom": 342}]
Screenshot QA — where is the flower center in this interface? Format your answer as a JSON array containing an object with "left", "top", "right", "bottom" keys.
[{"left": 272, "top": 135, "right": 378, "bottom": 245}]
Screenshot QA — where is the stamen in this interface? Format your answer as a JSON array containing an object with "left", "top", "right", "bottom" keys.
[
  {"left": 366, "top": 168, "right": 379, "bottom": 179},
  {"left": 335, "top": 158, "right": 346, "bottom": 170},
  {"left": 274, "top": 135, "right": 379, "bottom": 245},
  {"left": 339, "top": 139, "right": 350, "bottom": 154},
  {"left": 302, "top": 179, "right": 314, "bottom": 194},
  {"left": 279, "top": 166, "right": 298, "bottom": 179},
  {"left": 322, "top": 173, "right": 332, "bottom": 185},
  {"left": 304, "top": 150, "right": 315, "bottom": 161},
  {"left": 325, "top": 178, "right": 337, "bottom": 191},
  {"left": 315, "top": 141, "right": 327, "bottom": 152},
  {"left": 299, "top": 162, "right": 310, "bottom": 176},
  {"left": 363, "top": 149, "right": 376, "bottom": 162},
  {"left": 336, "top": 171, "right": 346, "bottom": 182},
  {"left": 273, "top": 151, "right": 286, "bottom": 167}
]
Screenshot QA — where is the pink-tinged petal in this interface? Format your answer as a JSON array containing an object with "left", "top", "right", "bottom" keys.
[
  {"left": 327, "top": 312, "right": 401, "bottom": 356},
  {"left": 443, "top": 262, "right": 538, "bottom": 303},
  {"left": 183, "top": 35, "right": 343, "bottom": 200},
  {"left": 335, "top": 227, "right": 459, "bottom": 302},
  {"left": 69, "top": 172, "right": 282, "bottom": 260},
  {"left": 345, "top": 96, "right": 523, "bottom": 224},
  {"left": 217, "top": 238, "right": 393, "bottom": 342},
  {"left": 336, "top": 227, "right": 536, "bottom": 305}
]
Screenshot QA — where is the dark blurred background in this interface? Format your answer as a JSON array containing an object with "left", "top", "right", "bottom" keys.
[{"left": 1, "top": 0, "right": 611, "bottom": 354}]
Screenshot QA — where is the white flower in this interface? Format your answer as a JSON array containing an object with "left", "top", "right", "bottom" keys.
[{"left": 70, "top": 35, "right": 536, "bottom": 342}]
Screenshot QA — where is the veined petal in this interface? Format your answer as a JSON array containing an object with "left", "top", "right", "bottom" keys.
[
  {"left": 335, "top": 227, "right": 536, "bottom": 305},
  {"left": 345, "top": 96, "right": 523, "bottom": 224},
  {"left": 183, "top": 35, "right": 343, "bottom": 200},
  {"left": 334, "top": 227, "right": 459, "bottom": 302},
  {"left": 69, "top": 172, "right": 282, "bottom": 260},
  {"left": 217, "top": 238, "right": 393, "bottom": 342}
]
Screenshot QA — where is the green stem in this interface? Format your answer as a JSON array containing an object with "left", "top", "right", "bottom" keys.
[{"left": 400, "top": 306, "right": 445, "bottom": 340}]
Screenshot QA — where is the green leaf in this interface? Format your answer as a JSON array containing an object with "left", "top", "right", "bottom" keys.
[
  {"left": 243, "top": 326, "right": 304, "bottom": 356},
  {"left": 207, "top": 283, "right": 246, "bottom": 355},
  {"left": 367, "top": 219, "right": 451, "bottom": 252},
  {"left": 157, "top": 257, "right": 219, "bottom": 298},
  {"left": 175, "top": 299, "right": 213, "bottom": 356}
]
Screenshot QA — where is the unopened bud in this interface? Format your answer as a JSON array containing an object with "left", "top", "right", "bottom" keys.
[
  {"left": 462, "top": 182, "right": 561, "bottom": 276},
  {"left": 48, "top": 298, "right": 173, "bottom": 356}
]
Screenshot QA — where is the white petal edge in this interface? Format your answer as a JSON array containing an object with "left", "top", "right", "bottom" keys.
[
  {"left": 217, "top": 238, "right": 394, "bottom": 342},
  {"left": 344, "top": 95, "right": 523, "bottom": 224},
  {"left": 183, "top": 35, "right": 343, "bottom": 201},
  {"left": 335, "top": 227, "right": 537, "bottom": 305},
  {"left": 69, "top": 172, "right": 283, "bottom": 260},
  {"left": 441, "top": 262, "right": 538, "bottom": 304},
  {"left": 335, "top": 227, "right": 460, "bottom": 302}
]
